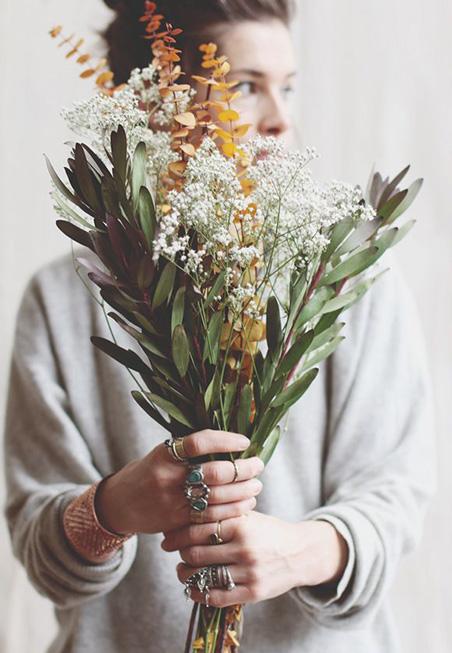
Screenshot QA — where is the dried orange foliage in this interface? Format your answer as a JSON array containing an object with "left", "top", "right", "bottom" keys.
[{"left": 49, "top": 25, "right": 117, "bottom": 92}]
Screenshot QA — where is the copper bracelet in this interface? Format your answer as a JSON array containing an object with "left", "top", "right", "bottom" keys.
[{"left": 63, "top": 479, "right": 135, "bottom": 564}]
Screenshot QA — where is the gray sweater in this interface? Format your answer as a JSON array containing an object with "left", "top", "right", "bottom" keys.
[{"left": 3, "top": 250, "right": 436, "bottom": 653}]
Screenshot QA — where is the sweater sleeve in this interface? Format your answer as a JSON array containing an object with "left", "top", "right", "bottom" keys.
[
  {"left": 2, "top": 274, "right": 138, "bottom": 610},
  {"left": 290, "top": 258, "right": 437, "bottom": 627}
]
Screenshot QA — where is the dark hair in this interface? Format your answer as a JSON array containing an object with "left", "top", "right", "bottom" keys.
[{"left": 103, "top": 0, "right": 295, "bottom": 84}]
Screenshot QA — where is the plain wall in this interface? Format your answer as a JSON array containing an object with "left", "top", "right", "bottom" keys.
[{"left": 1, "top": 1, "right": 450, "bottom": 651}]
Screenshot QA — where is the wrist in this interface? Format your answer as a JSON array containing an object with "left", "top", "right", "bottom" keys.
[
  {"left": 292, "top": 519, "right": 349, "bottom": 589},
  {"left": 95, "top": 460, "right": 139, "bottom": 535}
]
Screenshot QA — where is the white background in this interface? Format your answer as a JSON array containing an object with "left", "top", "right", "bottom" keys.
[{"left": 1, "top": 1, "right": 451, "bottom": 650}]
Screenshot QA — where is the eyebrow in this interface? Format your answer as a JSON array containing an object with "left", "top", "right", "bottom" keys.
[{"left": 231, "top": 68, "right": 297, "bottom": 79}]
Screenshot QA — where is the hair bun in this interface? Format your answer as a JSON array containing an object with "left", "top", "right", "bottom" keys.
[{"left": 103, "top": 0, "right": 146, "bottom": 17}]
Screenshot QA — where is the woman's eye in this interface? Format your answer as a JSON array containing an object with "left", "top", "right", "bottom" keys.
[
  {"left": 282, "top": 85, "right": 295, "bottom": 99},
  {"left": 235, "top": 81, "right": 257, "bottom": 97}
]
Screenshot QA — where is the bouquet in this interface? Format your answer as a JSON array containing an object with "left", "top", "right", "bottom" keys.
[{"left": 47, "top": 3, "right": 422, "bottom": 651}]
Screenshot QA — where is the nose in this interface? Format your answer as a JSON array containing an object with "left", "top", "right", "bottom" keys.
[{"left": 257, "top": 90, "right": 291, "bottom": 138}]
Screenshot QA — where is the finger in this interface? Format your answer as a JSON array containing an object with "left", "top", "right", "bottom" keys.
[
  {"left": 179, "top": 542, "right": 240, "bottom": 567},
  {"left": 202, "top": 457, "right": 264, "bottom": 485},
  {"left": 182, "top": 497, "right": 256, "bottom": 527},
  {"left": 182, "top": 430, "right": 250, "bottom": 458},
  {"left": 176, "top": 562, "right": 248, "bottom": 585},
  {"left": 208, "top": 478, "right": 262, "bottom": 505},
  {"left": 162, "top": 516, "right": 241, "bottom": 551}
]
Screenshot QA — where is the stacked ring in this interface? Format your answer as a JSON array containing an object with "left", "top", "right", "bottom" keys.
[
  {"left": 184, "top": 564, "right": 236, "bottom": 603},
  {"left": 164, "top": 437, "right": 188, "bottom": 463},
  {"left": 184, "top": 464, "right": 210, "bottom": 513},
  {"left": 209, "top": 521, "right": 224, "bottom": 545}
]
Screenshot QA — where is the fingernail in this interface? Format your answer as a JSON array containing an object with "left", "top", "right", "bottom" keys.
[{"left": 239, "top": 437, "right": 250, "bottom": 448}]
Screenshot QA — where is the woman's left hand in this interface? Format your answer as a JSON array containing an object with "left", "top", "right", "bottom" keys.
[{"left": 161, "top": 511, "right": 349, "bottom": 607}]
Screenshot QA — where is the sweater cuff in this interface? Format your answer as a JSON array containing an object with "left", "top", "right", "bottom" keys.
[{"left": 294, "top": 514, "right": 356, "bottom": 608}]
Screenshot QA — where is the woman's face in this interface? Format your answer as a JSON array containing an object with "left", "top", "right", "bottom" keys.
[{"left": 213, "top": 19, "right": 297, "bottom": 144}]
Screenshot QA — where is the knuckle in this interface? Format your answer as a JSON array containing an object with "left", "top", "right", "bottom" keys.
[
  {"left": 241, "top": 545, "right": 258, "bottom": 565},
  {"left": 183, "top": 546, "right": 201, "bottom": 566},
  {"left": 188, "top": 432, "right": 203, "bottom": 454},
  {"left": 209, "top": 464, "right": 223, "bottom": 485}
]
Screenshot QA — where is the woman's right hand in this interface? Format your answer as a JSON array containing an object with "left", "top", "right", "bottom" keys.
[{"left": 95, "top": 430, "right": 264, "bottom": 536}]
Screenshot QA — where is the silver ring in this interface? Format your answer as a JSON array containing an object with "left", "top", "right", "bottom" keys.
[
  {"left": 185, "top": 464, "right": 210, "bottom": 512},
  {"left": 184, "top": 564, "right": 235, "bottom": 603}
]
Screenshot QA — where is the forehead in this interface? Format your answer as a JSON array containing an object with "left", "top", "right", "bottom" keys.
[{"left": 215, "top": 19, "right": 296, "bottom": 77}]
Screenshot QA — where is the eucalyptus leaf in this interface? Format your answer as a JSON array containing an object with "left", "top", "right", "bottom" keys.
[
  {"left": 133, "top": 312, "right": 159, "bottom": 336},
  {"left": 205, "top": 271, "right": 226, "bottom": 306},
  {"left": 335, "top": 218, "right": 382, "bottom": 256},
  {"left": 322, "top": 217, "right": 355, "bottom": 261},
  {"left": 294, "top": 287, "right": 335, "bottom": 330},
  {"left": 377, "top": 165, "right": 411, "bottom": 210},
  {"left": 309, "top": 322, "right": 345, "bottom": 352},
  {"left": 203, "top": 310, "right": 223, "bottom": 364},
  {"left": 90, "top": 336, "right": 145, "bottom": 372},
  {"left": 378, "top": 189, "right": 408, "bottom": 221}
]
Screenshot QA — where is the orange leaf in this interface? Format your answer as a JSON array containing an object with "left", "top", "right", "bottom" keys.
[
  {"left": 96, "top": 71, "right": 114, "bottom": 86},
  {"left": 77, "top": 53, "right": 91, "bottom": 64},
  {"left": 214, "top": 128, "right": 233, "bottom": 143},
  {"left": 199, "top": 43, "right": 218, "bottom": 55},
  {"left": 166, "top": 83, "right": 191, "bottom": 92},
  {"left": 168, "top": 161, "right": 187, "bottom": 177},
  {"left": 221, "top": 91, "right": 242, "bottom": 103},
  {"left": 80, "top": 69, "right": 96, "bottom": 79},
  {"left": 191, "top": 75, "right": 210, "bottom": 85},
  {"left": 233, "top": 124, "right": 251, "bottom": 138},
  {"left": 171, "top": 128, "right": 189, "bottom": 138},
  {"left": 222, "top": 142, "right": 237, "bottom": 157},
  {"left": 49, "top": 25, "right": 63, "bottom": 38},
  {"left": 201, "top": 59, "right": 218, "bottom": 69},
  {"left": 174, "top": 112, "right": 197, "bottom": 129},
  {"left": 218, "top": 109, "right": 240, "bottom": 123},
  {"left": 180, "top": 143, "right": 196, "bottom": 156},
  {"left": 94, "top": 58, "right": 108, "bottom": 72}
]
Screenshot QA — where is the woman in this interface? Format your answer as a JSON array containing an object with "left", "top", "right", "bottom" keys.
[{"left": 3, "top": 1, "right": 436, "bottom": 651}]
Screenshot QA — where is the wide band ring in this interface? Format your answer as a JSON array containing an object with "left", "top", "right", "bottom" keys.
[
  {"left": 164, "top": 437, "right": 188, "bottom": 463},
  {"left": 184, "top": 564, "right": 235, "bottom": 602}
]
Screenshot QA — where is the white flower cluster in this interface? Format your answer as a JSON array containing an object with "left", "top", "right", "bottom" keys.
[
  {"left": 245, "top": 136, "right": 376, "bottom": 270},
  {"left": 62, "top": 86, "right": 148, "bottom": 154}
]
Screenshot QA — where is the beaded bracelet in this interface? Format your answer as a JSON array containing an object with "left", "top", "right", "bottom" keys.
[{"left": 63, "top": 478, "right": 135, "bottom": 564}]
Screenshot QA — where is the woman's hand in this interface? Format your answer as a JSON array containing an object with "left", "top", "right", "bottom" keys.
[
  {"left": 95, "top": 430, "right": 264, "bottom": 536},
  {"left": 162, "top": 512, "right": 349, "bottom": 607}
]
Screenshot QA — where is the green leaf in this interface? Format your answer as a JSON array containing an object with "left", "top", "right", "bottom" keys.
[
  {"left": 271, "top": 368, "right": 319, "bottom": 409},
  {"left": 237, "top": 384, "right": 252, "bottom": 435},
  {"left": 294, "top": 287, "right": 335, "bottom": 330},
  {"left": 302, "top": 337, "right": 345, "bottom": 370},
  {"left": 108, "top": 312, "right": 165, "bottom": 357},
  {"left": 322, "top": 273, "right": 384, "bottom": 314},
  {"left": 204, "top": 372, "right": 217, "bottom": 411},
  {"left": 320, "top": 246, "right": 380, "bottom": 286},
  {"left": 258, "top": 426, "right": 280, "bottom": 465},
  {"left": 204, "top": 271, "right": 227, "bottom": 307},
  {"left": 172, "top": 324, "right": 190, "bottom": 377},
  {"left": 90, "top": 336, "right": 145, "bottom": 372},
  {"left": 276, "top": 330, "right": 315, "bottom": 378},
  {"left": 131, "top": 391, "right": 171, "bottom": 432},
  {"left": 137, "top": 256, "right": 155, "bottom": 290},
  {"left": 322, "top": 217, "right": 355, "bottom": 261},
  {"left": 152, "top": 261, "right": 176, "bottom": 309},
  {"left": 377, "top": 165, "right": 411, "bottom": 210},
  {"left": 203, "top": 310, "right": 223, "bottom": 364},
  {"left": 390, "top": 219, "right": 416, "bottom": 246},
  {"left": 266, "top": 296, "right": 282, "bottom": 354},
  {"left": 309, "top": 322, "right": 345, "bottom": 352},
  {"left": 222, "top": 382, "right": 237, "bottom": 428},
  {"left": 52, "top": 191, "right": 93, "bottom": 230},
  {"left": 74, "top": 143, "right": 102, "bottom": 213},
  {"left": 111, "top": 126, "right": 127, "bottom": 183},
  {"left": 146, "top": 392, "right": 194, "bottom": 428},
  {"left": 56, "top": 220, "right": 94, "bottom": 251},
  {"left": 45, "top": 155, "right": 79, "bottom": 206},
  {"left": 132, "top": 142, "right": 146, "bottom": 210},
  {"left": 133, "top": 312, "right": 159, "bottom": 336},
  {"left": 138, "top": 186, "right": 156, "bottom": 251},
  {"left": 378, "top": 189, "right": 408, "bottom": 221},
  {"left": 171, "top": 287, "right": 185, "bottom": 334},
  {"left": 335, "top": 218, "right": 382, "bottom": 256},
  {"left": 386, "top": 178, "right": 423, "bottom": 224}
]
